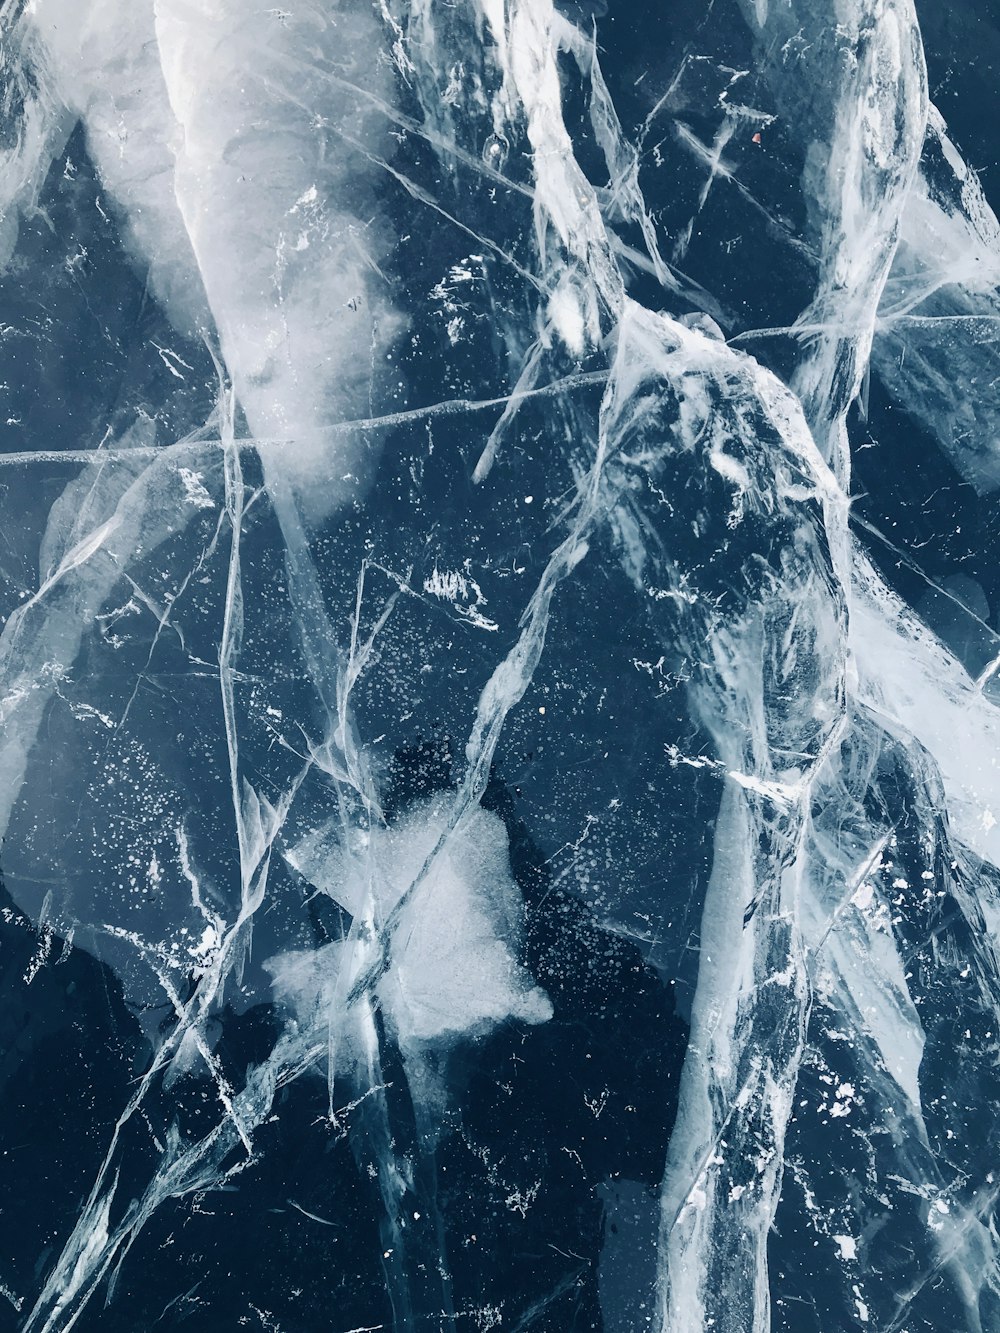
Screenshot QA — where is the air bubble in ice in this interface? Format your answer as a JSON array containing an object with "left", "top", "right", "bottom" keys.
[{"left": 483, "top": 132, "right": 509, "bottom": 171}]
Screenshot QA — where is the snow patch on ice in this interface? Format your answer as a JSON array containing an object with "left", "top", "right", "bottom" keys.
[{"left": 277, "top": 797, "right": 552, "bottom": 1046}]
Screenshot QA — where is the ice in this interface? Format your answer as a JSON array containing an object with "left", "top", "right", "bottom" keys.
[
  {"left": 276, "top": 795, "right": 552, "bottom": 1046},
  {"left": 873, "top": 107, "right": 1000, "bottom": 492},
  {"left": 2, "top": 0, "right": 1000, "bottom": 1328}
]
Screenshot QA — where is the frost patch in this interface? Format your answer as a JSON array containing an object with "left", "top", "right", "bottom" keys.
[
  {"left": 275, "top": 797, "right": 552, "bottom": 1046},
  {"left": 177, "top": 467, "right": 215, "bottom": 510},
  {"left": 833, "top": 1234, "right": 857, "bottom": 1261},
  {"left": 424, "top": 566, "right": 499, "bottom": 632}
]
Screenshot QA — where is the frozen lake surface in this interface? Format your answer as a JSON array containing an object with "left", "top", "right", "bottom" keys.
[{"left": 0, "top": 1, "right": 999, "bottom": 1329}]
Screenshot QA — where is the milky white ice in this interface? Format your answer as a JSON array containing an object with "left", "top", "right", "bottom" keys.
[
  {"left": 20, "top": 0, "right": 403, "bottom": 513},
  {"left": 278, "top": 796, "right": 552, "bottom": 1046}
]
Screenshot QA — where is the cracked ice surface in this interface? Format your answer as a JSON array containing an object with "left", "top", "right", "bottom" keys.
[{"left": 1, "top": 0, "right": 1000, "bottom": 1329}]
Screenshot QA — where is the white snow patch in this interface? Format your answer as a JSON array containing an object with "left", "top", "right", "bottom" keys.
[
  {"left": 276, "top": 798, "right": 552, "bottom": 1045},
  {"left": 834, "top": 1235, "right": 858, "bottom": 1262}
]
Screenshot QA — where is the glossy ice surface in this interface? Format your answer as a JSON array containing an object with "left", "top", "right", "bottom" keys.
[{"left": 0, "top": 1, "right": 999, "bottom": 1330}]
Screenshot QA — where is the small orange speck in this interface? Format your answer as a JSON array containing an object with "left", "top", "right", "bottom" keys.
[{"left": 752, "top": 132, "right": 762, "bottom": 145}]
